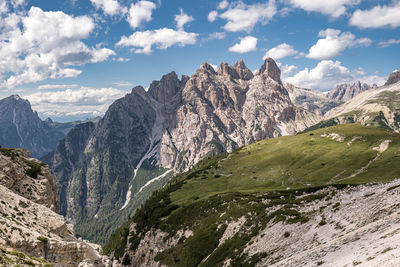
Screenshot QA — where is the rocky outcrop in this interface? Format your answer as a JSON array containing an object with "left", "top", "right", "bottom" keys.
[
  {"left": 120, "top": 180, "right": 400, "bottom": 267},
  {"left": 0, "top": 148, "right": 112, "bottom": 266},
  {"left": 327, "top": 81, "right": 376, "bottom": 102},
  {"left": 385, "top": 70, "right": 400, "bottom": 86},
  {"left": 49, "top": 58, "right": 321, "bottom": 244},
  {"left": 0, "top": 148, "right": 58, "bottom": 212},
  {"left": 0, "top": 95, "right": 65, "bottom": 158}
]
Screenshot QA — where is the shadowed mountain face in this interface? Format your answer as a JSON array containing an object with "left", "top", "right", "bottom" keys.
[
  {"left": 49, "top": 58, "right": 321, "bottom": 244},
  {"left": 0, "top": 95, "right": 65, "bottom": 158}
]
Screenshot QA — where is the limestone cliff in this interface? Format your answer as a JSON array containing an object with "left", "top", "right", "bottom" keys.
[{"left": 0, "top": 148, "right": 112, "bottom": 266}]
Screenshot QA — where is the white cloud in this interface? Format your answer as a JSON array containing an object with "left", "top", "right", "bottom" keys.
[
  {"left": 127, "top": 0, "right": 156, "bottom": 29},
  {"left": 350, "top": 3, "right": 400, "bottom": 29},
  {"left": 263, "top": 43, "right": 297, "bottom": 60},
  {"left": 174, "top": 9, "right": 194, "bottom": 30},
  {"left": 37, "top": 84, "right": 79, "bottom": 90},
  {"left": 229, "top": 36, "right": 257, "bottom": 53},
  {"left": 117, "top": 28, "right": 198, "bottom": 54},
  {"left": 0, "top": 7, "right": 115, "bottom": 88},
  {"left": 112, "top": 57, "right": 130, "bottom": 62},
  {"left": 90, "top": 0, "right": 125, "bottom": 16},
  {"left": 286, "top": 60, "right": 354, "bottom": 90},
  {"left": 307, "top": 28, "right": 371, "bottom": 60},
  {"left": 112, "top": 81, "right": 133, "bottom": 87},
  {"left": 0, "top": 1, "right": 8, "bottom": 14},
  {"left": 277, "top": 62, "right": 298, "bottom": 81},
  {"left": 208, "top": 10, "right": 218, "bottom": 22},
  {"left": 378, "top": 39, "right": 400, "bottom": 48},
  {"left": 218, "top": 0, "right": 229, "bottom": 10},
  {"left": 219, "top": 0, "right": 276, "bottom": 32},
  {"left": 26, "top": 86, "right": 128, "bottom": 118},
  {"left": 287, "top": 0, "right": 358, "bottom": 18},
  {"left": 286, "top": 60, "right": 385, "bottom": 91},
  {"left": 207, "top": 32, "right": 226, "bottom": 40}
]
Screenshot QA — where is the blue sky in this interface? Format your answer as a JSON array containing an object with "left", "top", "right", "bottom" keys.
[{"left": 0, "top": 0, "right": 399, "bottom": 121}]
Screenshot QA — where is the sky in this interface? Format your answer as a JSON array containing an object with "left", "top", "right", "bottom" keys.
[{"left": 0, "top": 0, "right": 399, "bottom": 121}]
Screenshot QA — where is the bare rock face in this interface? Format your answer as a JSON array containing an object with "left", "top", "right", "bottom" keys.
[
  {"left": 385, "top": 70, "right": 400, "bottom": 86},
  {"left": 327, "top": 81, "right": 376, "bottom": 102},
  {"left": 234, "top": 59, "right": 254, "bottom": 80},
  {"left": 259, "top": 57, "right": 282, "bottom": 84},
  {"left": 0, "top": 148, "right": 58, "bottom": 212},
  {"left": 0, "top": 148, "right": 112, "bottom": 266},
  {"left": 49, "top": 58, "right": 322, "bottom": 244}
]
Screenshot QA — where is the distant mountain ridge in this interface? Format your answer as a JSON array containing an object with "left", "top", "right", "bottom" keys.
[
  {"left": 0, "top": 95, "right": 65, "bottom": 158},
  {"left": 304, "top": 73, "right": 400, "bottom": 133},
  {"left": 286, "top": 83, "right": 341, "bottom": 115},
  {"left": 327, "top": 81, "right": 376, "bottom": 102},
  {"left": 48, "top": 58, "right": 322, "bottom": 244}
]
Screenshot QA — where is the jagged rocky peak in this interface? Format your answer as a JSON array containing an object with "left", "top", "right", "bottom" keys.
[
  {"left": 131, "top": 85, "right": 147, "bottom": 96},
  {"left": 258, "top": 57, "right": 282, "bottom": 84},
  {"left": 234, "top": 59, "right": 254, "bottom": 80},
  {"left": 148, "top": 71, "right": 187, "bottom": 102},
  {"left": 385, "top": 70, "right": 400, "bottom": 86},
  {"left": 199, "top": 62, "right": 217, "bottom": 74},
  {"left": 217, "top": 62, "right": 240, "bottom": 79}
]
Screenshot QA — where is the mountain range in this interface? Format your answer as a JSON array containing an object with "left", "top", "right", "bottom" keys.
[
  {"left": 1, "top": 58, "right": 399, "bottom": 266},
  {"left": 45, "top": 58, "right": 326, "bottom": 244}
]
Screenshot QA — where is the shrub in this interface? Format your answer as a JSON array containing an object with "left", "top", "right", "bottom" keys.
[{"left": 283, "top": 231, "right": 290, "bottom": 238}]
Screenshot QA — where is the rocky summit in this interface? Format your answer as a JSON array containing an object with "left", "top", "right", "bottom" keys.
[
  {"left": 48, "top": 58, "right": 321, "bottom": 244},
  {"left": 0, "top": 147, "right": 112, "bottom": 266},
  {"left": 0, "top": 95, "right": 65, "bottom": 158}
]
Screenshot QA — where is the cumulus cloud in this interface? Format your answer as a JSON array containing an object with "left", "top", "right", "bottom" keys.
[
  {"left": 277, "top": 62, "right": 298, "bottom": 81},
  {"left": 174, "top": 9, "right": 194, "bottom": 30},
  {"left": 219, "top": 0, "right": 276, "bottom": 32},
  {"left": 307, "top": 28, "right": 371, "bottom": 60},
  {"left": 26, "top": 86, "right": 128, "bottom": 118},
  {"left": 117, "top": 28, "right": 198, "bottom": 54},
  {"left": 89, "top": 0, "right": 125, "bottom": 16},
  {"left": 208, "top": 10, "right": 218, "bottom": 22},
  {"left": 0, "top": 7, "right": 115, "bottom": 88},
  {"left": 229, "top": 36, "right": 257, "bottom": 53},
  {"left": 285, "top": 60, "right": 385, "bottom": 91},
  {"left": 287, "top": 0, "right": 358, "bottom": 18},
  {"left": 378, "top": 39, "right": 400, "bottom": 48},
  {"left": 37, "top": 84, "right": 79, "bottom": 90},
  {"left": 127, "top": 0, "right": 156, "bottom": 29},
  {"left": 350, "top": 3, "right": 400, "bottom": 29},
  {"left": 263, "top": 43, "right": 297, "bottom": 60},
  {"left": 218, "top": 0, "right": 229, "bottom": 10}
]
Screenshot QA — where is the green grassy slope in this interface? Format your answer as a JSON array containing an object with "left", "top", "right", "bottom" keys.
[
  {"left": 104, "top": 124, "right": 400, "bottom": 265},
  {"left": 171, "top": 124, "right": 400, "bottom": 205}
]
